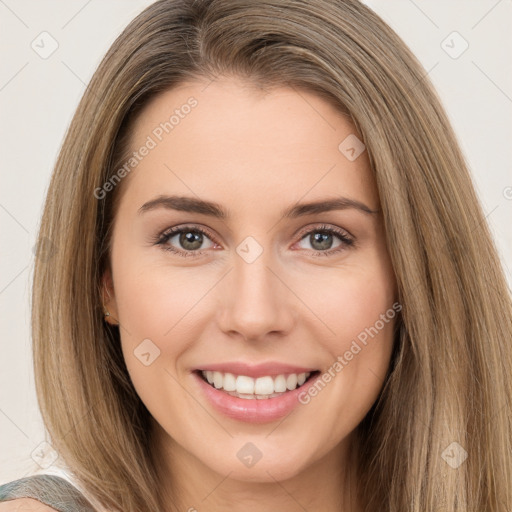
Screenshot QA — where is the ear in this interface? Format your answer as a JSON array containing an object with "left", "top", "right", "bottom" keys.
[{"left": 101, "top": 267, "right": 119, "bottom": 325}]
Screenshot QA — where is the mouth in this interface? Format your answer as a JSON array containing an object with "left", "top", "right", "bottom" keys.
[
  {"left": 195, "top": 369, "right": 321, "bottom": 400},
  {"left": 192, "top": 361, "right": 323, "bottom": 423}
]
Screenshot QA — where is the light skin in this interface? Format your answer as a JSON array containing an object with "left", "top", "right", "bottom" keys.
[
  {"left": 99, "top": 77, "right": 399, "bottom": 511},
  {"left": 3, "top": 78, "right": 396, "bottom": 512}
]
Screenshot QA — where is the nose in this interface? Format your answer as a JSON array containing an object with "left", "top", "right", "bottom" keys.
[{"left": 216, "top": 247, "right": 296, "bottom": 342}]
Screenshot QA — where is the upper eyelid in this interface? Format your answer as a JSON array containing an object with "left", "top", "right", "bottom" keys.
[
  {"left": 159, "top": 224, "right": 219, "bottom": 246},
  {"left": 294, "top": 223, "right": 353, "bottom": 240}
]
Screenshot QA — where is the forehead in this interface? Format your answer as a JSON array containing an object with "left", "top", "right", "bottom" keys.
[{"left": 117, "top": 77, "right": 379, "bottom": 214}]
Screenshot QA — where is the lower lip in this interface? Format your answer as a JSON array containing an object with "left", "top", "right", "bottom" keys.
[{"left": 193, "top": 371, "right": 320, "bottom": 423}]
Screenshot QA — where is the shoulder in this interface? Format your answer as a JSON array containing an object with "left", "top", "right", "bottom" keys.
[
  {"left": 0, "top": 475, "right": 96, "bottom": 511},
  {"left": 0, "top": 497, "right": 59, "bottom": 510}
]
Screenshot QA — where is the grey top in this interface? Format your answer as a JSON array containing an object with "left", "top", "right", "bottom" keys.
[{"left": 0, "top": 474, "right": 96, "bottom": 511}]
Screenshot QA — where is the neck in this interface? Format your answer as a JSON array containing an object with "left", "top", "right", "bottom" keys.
[{"left": 151, "top": 422, "right": 362, "bottom": 512}]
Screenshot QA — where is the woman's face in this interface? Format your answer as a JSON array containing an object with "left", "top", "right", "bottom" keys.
[{"left": 103, "top": 77, "right": 398, "bottom": 483}]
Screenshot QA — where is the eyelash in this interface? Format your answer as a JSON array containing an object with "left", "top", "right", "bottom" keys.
[{"left": 152, "top": 223, "right": 355, "bottom": 258}]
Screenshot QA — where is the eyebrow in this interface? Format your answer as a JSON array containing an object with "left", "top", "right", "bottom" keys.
[{"left": 138, "top": 194, "right": 379, "bottom": 218}]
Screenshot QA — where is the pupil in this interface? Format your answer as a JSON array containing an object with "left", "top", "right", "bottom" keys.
[{"left": 311, "top": 232, "right": 332, "bottom": 250}]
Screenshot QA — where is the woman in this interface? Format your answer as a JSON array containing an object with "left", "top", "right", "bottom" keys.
[{"left": 1, "top": 0, "right": 511, "bottom": 510}]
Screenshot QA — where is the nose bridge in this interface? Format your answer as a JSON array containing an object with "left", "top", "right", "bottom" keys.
[
  {"left": 234, "top": 248, "right": 275, "bottom": 302},
  {"left": 217, "top": 239, "right": 294, "bottom": 340}
]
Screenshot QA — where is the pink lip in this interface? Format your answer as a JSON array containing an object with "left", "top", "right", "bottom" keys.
[
  {"left": 192, "top": 370, "right": 321, "bottom": 424},
  {"left": 196, "top": 361, "right": 317, "bottom": 378}
]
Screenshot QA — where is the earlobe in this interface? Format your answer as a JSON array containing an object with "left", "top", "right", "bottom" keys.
[{"left": 101, "top": 269, "right": 119, "bottom": 326}]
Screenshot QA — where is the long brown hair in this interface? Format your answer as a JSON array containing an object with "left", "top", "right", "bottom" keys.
[{"left": 32, "top": 0, "right": 512, "bottom": 510}]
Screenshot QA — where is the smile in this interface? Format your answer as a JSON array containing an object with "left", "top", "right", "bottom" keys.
[{"left": 193, "top": 365, "right": 322, "bottom": 423}]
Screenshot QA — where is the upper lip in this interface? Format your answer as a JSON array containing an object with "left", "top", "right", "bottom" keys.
[{"left": 196, "top": 362, "right": 318, "bottom": 378}]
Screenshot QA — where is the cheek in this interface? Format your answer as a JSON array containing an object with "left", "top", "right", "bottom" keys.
[
  {"left": 305, "top": 262, "right": 396, "bottom": 349},
  {"left": 111, "top": 258, "right": 204, "bottom": 399},
  {"left": 113, "top": 255, "right": 211, "bottom": 340},
  {"left": 301, "top": 251, "right": 397, "bottom": 407},
  {"left": 113, "top": 263, "right": 194, "bottom": 427},
  {"left": 296, "top": 271, "right": 397, "bottom": 443}
]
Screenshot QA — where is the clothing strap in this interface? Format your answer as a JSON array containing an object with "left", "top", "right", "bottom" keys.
[{"left": 0, "top": 474, "right": 96, "bottom": 511}]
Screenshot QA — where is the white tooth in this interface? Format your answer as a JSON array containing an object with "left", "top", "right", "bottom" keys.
[
  {"left": 274, "top": 374, "right": 287, "bottom": 393},
  {"left": 236, "top": 375, "right": 255, "bottom": 394},
  {"left": 205, "top": 370, "right": 314, "bottom": 394},
  {"left": 213, "top": 371, "right": 223, "bottom": 389},
  {"left": 255, "top": 376, "right": 274, "bottom": 395},
  {"left": 223, "top": 372, "right": 236, "bottom": 391},
  {"left": 286, "top": 373, "right": 298, "bottom": 390}
]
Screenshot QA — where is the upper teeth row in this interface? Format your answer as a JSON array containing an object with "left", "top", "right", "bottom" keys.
[{"left": 202, "top": 371, "right": 311, "bottom": 395}]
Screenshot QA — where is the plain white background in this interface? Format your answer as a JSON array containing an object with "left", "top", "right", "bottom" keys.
[{"left": 1, "top": 0, "right": 511, "bottom": 485}]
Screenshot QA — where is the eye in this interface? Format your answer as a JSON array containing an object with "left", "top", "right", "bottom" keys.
[
  {"left": 294, "top": 224, "right": 354, "bottom": 256},
  {"left": 154, "top": 225, "right": 217, "bottom": 257}
]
